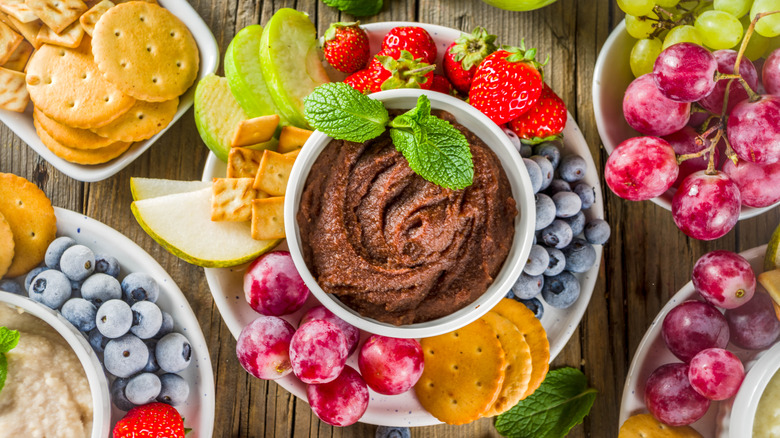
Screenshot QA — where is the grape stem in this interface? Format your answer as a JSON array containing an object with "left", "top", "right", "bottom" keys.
[
  {"left": 723, "top": 136, "right": 740, "bottom": 166},
  {"left": 705, "top": 130, "right": 722, "bottom": 174},
  {"left": 732, "top": 10, "right": 780, "bottom": 102}
]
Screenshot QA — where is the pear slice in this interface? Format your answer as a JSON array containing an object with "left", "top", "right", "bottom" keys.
[
  {"left": 130, "top": 177, "right": 211, "bottom": 201},
  {"left": 765, "top": 222, "right": 780, "bottom": 272},
  {"left": 131, "top": 187, "right": 280, "bottom": 268}
]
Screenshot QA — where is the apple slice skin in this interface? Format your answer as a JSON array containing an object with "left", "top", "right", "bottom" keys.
[{"left": 258, "top": 8, "right": 330, "bottom": 129}]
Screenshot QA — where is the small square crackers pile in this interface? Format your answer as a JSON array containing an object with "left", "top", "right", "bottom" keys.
[
  {"left": 212, "top": 119, "right": 312, "bottom": 241},
  {"left": 414, "top": 298, "right": 551, "bottom": 425},
  {"left": 0, "top": 0, "right": 199, "bottom": 165}
]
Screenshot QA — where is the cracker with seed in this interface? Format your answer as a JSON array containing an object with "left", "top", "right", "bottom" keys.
[
  {"left": 0, "top": 211, "right": 14, "bottom": 278},
  {"left": 251, "top": 196, "right": 284, "bottom": 240},
  {"left": 211, "top": 178, "right": 261, "bottom": 222},
  {"left": 0, "top": 20, "right": 21, "bottom": 64},
  {"left": 35, "top": 20, "right": 83, "bottom": 48},
  {"left": 227, "top": 147, "right": 264, "bottom": 179},
  {"left": 26, "top": 0, "right": 87, "bottom": 34},
  {"left": 619, "top": 413, "right": 703, "bottom": 438},
  {"left": 415, "top": 318, "right": 506, "bottom": 425},
  {"left": 0, "top": 66, "right": 27, "bottom": 111},
  {"left": 7, "top": 15, "right": 40, "bottom": 47},
  {"left": 35, "top": 115, "right": 132, "bottom": 164},
  {"left": 78, "top": 0, "right": 112, "bottom": 37},
  {"left": 277, "top": 125, "right": 312, "bottom": 154},
  {"left": 253, "top": 149, "right": 296, "bottom": 196},
  {"left": 2, "top": 38, "right": 31, "bottom": 70},
  {"left": 0, "top": 0, "right": 37, "bottom": 23},
  {"left": 231, "top": 114, "right": 279, "bottom": 148},
  {"left": 91, "top": 97, "right": 178, "bottom": 142},
  {"left": 34, "top": 107, "right": 115, "bottom": 149}
]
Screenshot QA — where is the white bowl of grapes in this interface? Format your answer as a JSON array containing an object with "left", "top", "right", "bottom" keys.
[{"left": 593, "top": 0, "right": 780, "bottom": 241}]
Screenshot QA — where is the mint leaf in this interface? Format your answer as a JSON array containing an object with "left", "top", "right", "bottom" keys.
[
  {"left": 0, "top": 327, "right": 19, "bottom": 353},
  {"left": 304, "top": 82, "right": 389, "bottom": 142},
  {"left": 494, "top": 367, "right": 597, "bottom": 438},
  {"left": 390, "top": 95, "right": 473, "bottom": 190},
  {"left": 321, "top": 0, "right": 383, "bottom": 16},
  {"left": 0, "top": 354, "right": 6, "bottom": 394}
]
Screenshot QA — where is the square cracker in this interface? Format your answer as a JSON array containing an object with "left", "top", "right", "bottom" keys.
[
  {"left": 79, "top": 0, "right": 112, "bottom": 37},
  {"left": 0, "top": 20, "right": 21, "bottom": 64},
  {"left": 277, "top": 125, "right": 312, "bottom": 154},
  {"left": 0, "top": 66, "right": 27, "bottom": 111},
  {"left": 230, "top": 114, "right": 279, "bottom": 148},
  {"left": 7, "top": 15, "right": 41, "bottom": 47},
  {"left": 253, "top": 149, "right": 297, "bottom": 196},
  {"left": 26, "top": 0, "right": 87, "bottom": 34},
  {"left": 0, "top": 0, "right": 37, "bottom": 23},
  {"left": 211, "top": 178, "right": 262, "bottom": 222},
  {"left": 2, "top": 38, "right": 30, "bottom": 70},
  {"left": 251, "top": 197, "right": 285, "bottom": 240},
  {"left": 227, "top": 147, "right": 264, "bottom": 179},
  {"left": 36, "top": 20, "right": 83, "bottom": 48}
]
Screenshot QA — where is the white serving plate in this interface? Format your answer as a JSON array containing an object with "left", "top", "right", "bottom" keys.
[
  {"left": 592, "top": 20, "right": 780, "bottom": 219},
  {"left": 201, "top": 21, "right": 604, "bottom": 427},
  {"left": 49, "top": 207, "right": 215, "bottom": 436},
  {"left": 0, "top": 0, "right": 219, "bottom": 182},
  {"left": 619, "top": 245, "right": 768, "bottom": 436}
]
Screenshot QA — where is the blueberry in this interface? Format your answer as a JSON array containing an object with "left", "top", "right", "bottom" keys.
[
  {"left": 502, "top": 127, "right": 522, "bottom": 152},
  {"left": 518, "top": 297, "right": 544, "bottom": 320},
  {"left": 511, "top": 272, "right": 544, "bottom": 300},
  {"left": 154, "top": 311, "right": 174, "bottom": 339},
  {"left": 552, "top": 191, "right": 582, "bottom": 218},
  {"left": 563, "top": 211, "right": 586, "bottom": 237},
  {"left": 0, "top": 279, "right": 24, "bottom": 295},
  {"left": 156, "top": 332, "right": 192, "bottom": 373},
  {"left": 559, "top": 155, "right": 587, "bottom": 183},
  {"left": 70, "top": 280, "right": 82, "bottom": 298},
  {"left": 584, "top": 219, "right": 611, "bottom": 245},
  {"left": 522, "top": 158, "right": 542, "bottom": 194},
  {"left": 104, "top": 333, "right": 149, "bottom": 378},
  {"left": 94, "top": 254, "right": 120, "bottom": 278},
  {"left": 541, "top": 220, "right": 573, "bottom": 249},
  {"left": 376, "top": 426, "right": 411, "bottom": 438},
  {"left": 29, "top": 269, "right": 71, "bottom": 309},
  {"left": 125, "top": 372, "right": 161, "bottom": 405},
  {"left": 523, "top": 245, "right": 549, "bottom": 276},
  {"left": 24, "top": 266, "right": 49, "bottom": 291},
  {"left": 519, "top": 144, "right": 533, "bottom": 158},
  {"left": 61, "top": 298, "right": 97, "bottom": 332},
  {"left": 157, "top": 373, "right": 190, "bottom": 406},
  {"left": 44, "top": 236, "right": 76, "bottom": 269},
  {"left": 143, "top": 339, "right": 159, "bottom": 373},
  {"left": 59, "top": 245, "right": 95, "bottom": 281},
  {"left": 543, "top": 247, "right": 566, "bottom": 277},
  {"left": 505, "top": 290, "right": 515, "bottom": 300},
  {"left": 96, "top": 299, "right": 133, "bottom": 339},
  {"left": 535, "top": 194, "right": 556, "bottom": 231},
  {"left": 111, "top": 378, "right": 136, "bottom": 411},
  {"left": 130, "top": 301, "right": 163, "bottom": 339},
  {"left": 534, "top": 142, "right": 561, "bottom": 169},
  {"left": 529, "top": 155, "right": 554, "bottom": 191},
  {"left": 88, "top": 328, "right": 109, "bottom": 354},
  {"left": 121, "top": 272, "right": 159, "bottom": 304},
  {"left": 562, "top": 239, "right": 597, "bottom": 273},
  {"left": 541, "top": 272, "right": 581, "bottom": 309},
  {"left": 81, "top": 273, "right": 122, "bottom": 306},
  {"left": 573, "top": 183, "right": 596, "bottom": 210},
  {"left": 546, "top": 178, "right": 571, "bottom": 195}
]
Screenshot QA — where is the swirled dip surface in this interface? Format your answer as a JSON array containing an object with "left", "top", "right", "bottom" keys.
[{"left": 297, "top": 112, "right": 517, "bottom": 325}]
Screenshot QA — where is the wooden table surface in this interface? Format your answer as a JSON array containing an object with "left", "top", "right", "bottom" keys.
[{"left": 2, "top": 0, "right": 779, "bottom": 436}]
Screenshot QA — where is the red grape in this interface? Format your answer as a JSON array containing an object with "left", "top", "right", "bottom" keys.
[
  {"left": 723, "top": 157, "right": 780, "bottom": 208},
  {"left": 306, "top": 365, "right": 369, "bottom": 427},
  {"left": 653, "top": 43, "right": 718, "bottom": 103},
  {"left": 671, "top": 171, "right": 740, "bottom": 241},
  {"left": 764, "top": 48, "right": 780, "bottom": 96},
  {"left": 289, "top": 320, "right": 349, "bottom": 384},
  {"left": 692, "top": 250, "right": 756, "bottom": 310},
  {"left": 663, "top": 127, "right": 721, "bottom": 188},
  {"left": 358, "top": 335, "right": 424, "bottom": 395},
  {"left": 645, "top": 363, "right": 710, "bottom": 426},
  {"left": 623, "top": 74, "right": 691, "bottom": 136},
  {"left": 727, "top": 95, "right": 780, "bottom": 165},
  {"left": 299, "top": 305, "right": 360, "bottom": 355},
  {"left": 236, "top": 316, "right": 296, "bottom": 380},
  {"left": 699, "top": 50, "right": 759, "bottom": 115},
  {"left": 244, "top": 251, "right": 310, "bottom": 316},
  {"left": 662, "top": 300, "right": 729, "bottom": 363},
  {"left": 688, "top": 348, "right": 744, "bottom": 401},
  {"left": 724, "top": 292, "right": 780, "bottom": 350},
  {"left": 605, "top": 136, "right": 679, "bottom": 201}
]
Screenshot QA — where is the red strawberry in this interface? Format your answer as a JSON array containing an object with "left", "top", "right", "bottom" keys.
[
  {"left": 344, "top": 68, "right": 377, "bottom": 94},
  {"left": 508, "top": 83, "right": 567, "bottom": 143},
  {"left": 369, "top": 49, "right": 435, "bottom": 91},
  {"left": 381, "top": 26, "right": 437, "bottom": 64},
  {"left": 113, "top": 403, "right": 186, "bottom": 438},
  {"left": 468, "top": 42, "right": 546, "bottom": 125},
  {"left": 323, "top": 22, "right": 370, "bottom": 74},
  {"left": 430, "top": 74, "right": 454, "bottom": 94},
  {"left": 443, "top": 27, "right": 497, "bottom": 95}
]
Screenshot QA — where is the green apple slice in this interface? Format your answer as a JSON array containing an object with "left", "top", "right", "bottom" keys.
[
  {"left": 225, "top": 24, "right": 287, "bottom": 123},
  {"left": 259, "top": 8, "right": 330, "bottom": 128},
  {"left": 765, "top": 222, "right": 780, "bottom": 272},
  {"left": 194, "top": 73, "right": 277, "bottom": 162},
  {"left": 130, "top": 177, "right": 211, "bottom": 201},
  {"left": 131, "top": 187, "right": 281, "bottom": 268}
]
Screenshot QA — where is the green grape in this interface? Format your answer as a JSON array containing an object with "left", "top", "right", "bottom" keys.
[
  {"left": 662, "top": 25, "right": 704, "bottom": 49},
  {"left": 655, "top": 0, "right": 680, "bottom": 7},
  {"left": 739, "top": 14, "right": 772, "bottom": 59},
  {"left": 714, "top": 0, "right": 753, "bottom": 18},
  {"left": 626, "top": 11, "right": 660, "bottom": 39},
  {"left": 695, "top": 10, "right": 744, "bottom": 49},
  {"left": 630, "top": 38, "right": 663, "bottom": 77},
  {"left": 617, "top": 0, "right": 656, "bottom": 16},
  {"left": 751, "top": 0, "right": 780, "bottom": 37},
  {"left": 769, "top": 35, "right": 780, "bottom": 53}
]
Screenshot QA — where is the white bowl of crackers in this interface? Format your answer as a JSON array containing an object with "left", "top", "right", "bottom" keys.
[{"left": 0, "top": 0, "right": 218, "bottom": 182}]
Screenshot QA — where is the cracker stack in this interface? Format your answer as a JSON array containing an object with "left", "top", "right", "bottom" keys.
[{"left": 0, "top": 0, "right": 199, "bottom": 165}]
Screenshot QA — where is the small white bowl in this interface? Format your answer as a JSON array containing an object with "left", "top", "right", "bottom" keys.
[
  {"left": 284, "top": 88, "right": 535, "bottom": 339},
  {"left": 0, "top": 291, "right": 111, "bottom": 438},
  {"left": 592, "top": 20, "right": 780, "bottom": 219}
]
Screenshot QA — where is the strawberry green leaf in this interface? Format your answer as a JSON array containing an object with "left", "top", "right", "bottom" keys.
[
  {"left": 321, "top": 0, "right": 383, "bottom": 17},
  {"left": 304, "top": 82, "right": 389, "bottom": 142}
]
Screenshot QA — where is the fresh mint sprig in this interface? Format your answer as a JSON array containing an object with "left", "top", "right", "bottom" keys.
[
  {"left": 0, "top": 326, "right": 20, "bottom": 394},
  {"left": 303, "top": 83, "right": 474, "bottom": 190}
]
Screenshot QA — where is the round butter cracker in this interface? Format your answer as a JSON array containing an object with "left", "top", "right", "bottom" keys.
[
  {"left": 0, "top": 211, "right": 14, "bottom": 278},
  {"left": 91, "top": 1, "right": 199, "bottom": 102},
  {"left": 619, "top": 413, "right": 703, "bottom": 438},
  {"left": 33, "top": 107, "right": 116, "bottom": 150},
  {"left": 91, "top": 97, "right": 178, "bottom": 142},
  {"left": 35, "top": 116, "right": 132, "bottom": 164},
  {"left": 0, "top": 173, "right": 57, "bottom": 278}
]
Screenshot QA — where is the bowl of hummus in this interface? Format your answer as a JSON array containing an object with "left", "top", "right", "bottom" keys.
[
  {"left": 286, "top": 88, "right": 535, "bottom": 338},
  {"left": 0, "top": 291, "right": 111, "bottom": 438}
]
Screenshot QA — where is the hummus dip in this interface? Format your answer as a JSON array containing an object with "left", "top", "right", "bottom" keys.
[
  {"left": 297, "top": 111, "right": 517, "bottom": 325},
  {"left": 0, "top": 303, "right": 93, "bottom": 438},
  {"left": 755, "top": 368, "right": 780, "bottom": 437}
]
